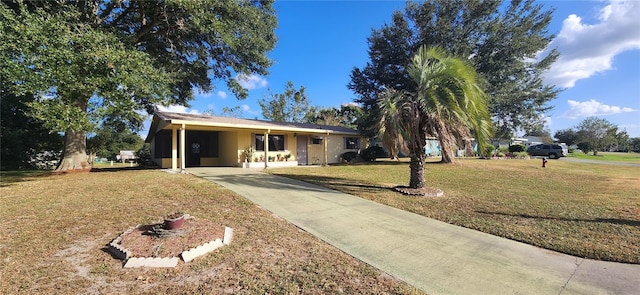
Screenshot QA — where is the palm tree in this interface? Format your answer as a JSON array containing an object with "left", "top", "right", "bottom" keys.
[{"left": 378, "top": 46, "right": 492, "bottom": 189}]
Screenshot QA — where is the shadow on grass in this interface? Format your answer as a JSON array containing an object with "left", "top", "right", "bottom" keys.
[
  {"left": 0, "top": 166, "right": 162, "bottom": 187},
  {"left": 273, "top": 173, "right": 395, "bottom": 194},
  {"left": 0, "top": 170, "right": 51, "bottom": 187},
  {"left": 333, "top": 158, "right": 447, "bottom": 166},
  {"left": 477, "top": 211, "right": 640, "bottom": 227},
  {"left": 90, "top": 165, "right": 161, "bottom": 173}
]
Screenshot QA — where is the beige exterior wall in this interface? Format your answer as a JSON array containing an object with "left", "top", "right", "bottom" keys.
[
  {"left": 218, "top": 131, "right": 238, "bottom": 166},
  {"left": 200, "top": 157, "right": 221, "bottom": 166},
  {"left": 149, "top": 122, "right": 361, "bottom": 168},
  {"left": 286, "top": 134, "right": 296, "bottom": 162},
  {"left": 236, "top": 130, "right": 253, "bottom": 163},
  {"left": 307, "top": 138, "right": 324, "bottom": 165},
  {"left": 160, "top": 158, "right": 179, "bottom": 168},
  {"left": 327, "top": 135, "right": 364, "bottom": 164},
  {"left": 327, "top": 135, "right": 342, "bottom": 163}
]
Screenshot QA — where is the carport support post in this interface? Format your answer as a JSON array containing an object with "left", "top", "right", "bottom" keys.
[
  {"left": 180, "top": 124, "right": 186, "bottom": 172},
  {"left": 171, "top": 125, "right": 178, "bottom": 171},
  {"left": 264, "top": 129, "right": 270, "bottom": 169},
  {"left": 323, "top": 132, "right": 329, "bottom": 166}
]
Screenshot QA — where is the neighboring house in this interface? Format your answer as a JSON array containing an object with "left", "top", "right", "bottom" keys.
[
  {"left": 145, "top": 111, "right": 363, "bottom": 171},
  {"left": 117, "top": 150, "right": 137, "bottom": 163},
  {"left": 425, "top": 137, "right": 441, "bottom": 157},
  {"left": 491, "top": 137, "right": 530, "bottom": 148},
  {"left": 521, "top": 136, "right": 543, "bottom": 146}
]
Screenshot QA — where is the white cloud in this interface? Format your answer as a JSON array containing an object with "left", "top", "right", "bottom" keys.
[
  {"left": 544, "top": 0, "right": 640, "bottom": 88},
  {"left": 542, "top": 115, "right": 552, "bottom": 127},
  {"left": 156, "top": 104, "right": 200, "bottom": 114},
  {"left": 235, "top": 74, "right": 267, "bottom": 90},
  {"left": 217, "top": 91, "right": 227, "bottom": 99},
  {"left": 341, "top": 102, "right": 361, "bottom": 107},
  {"left": 563, "top": 99, "right": 635, "bottom": 119},
  {"left": 241, "top": 104, "right": 260, "bottom": 115}
]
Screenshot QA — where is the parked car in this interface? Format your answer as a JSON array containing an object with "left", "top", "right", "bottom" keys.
[{"left": 527, "top": 144, "right": 567, "bottom": 159}]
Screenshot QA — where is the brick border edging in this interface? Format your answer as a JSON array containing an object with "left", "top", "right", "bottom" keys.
[{"left": 107, "top": 221, "right": 233, "bottom": 268}]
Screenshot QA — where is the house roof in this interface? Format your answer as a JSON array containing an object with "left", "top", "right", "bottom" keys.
[{"left": 146, "top": 111, "right": 361, "bottom": 142}]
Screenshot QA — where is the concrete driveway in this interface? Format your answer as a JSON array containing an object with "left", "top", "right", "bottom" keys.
[{"left": 188, "top": 167, "right": 640, "bottom": 295}]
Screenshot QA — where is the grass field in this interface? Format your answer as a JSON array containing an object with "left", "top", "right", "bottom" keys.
[
  {"left": 270, "top": 158, "right": 640, "bottom": 264},
  {"left": 567, "top": 151, "right": 640, "bottom": 163},
  {"left": 0, "top": 169, "right": 422, "bottom": 294}
]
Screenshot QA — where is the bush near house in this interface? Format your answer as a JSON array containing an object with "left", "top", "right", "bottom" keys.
[
  {"left": 341, "top": 151, "right": 359, "bottom": 163},
  {"left": 508, "top": 144, "right": 526, "bottom": 153},
  {"left": 360, "top": 146, "right": 388, "bottom": 162}
]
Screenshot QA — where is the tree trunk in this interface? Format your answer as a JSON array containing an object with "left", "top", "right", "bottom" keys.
[
  {"left": 55, "top": 130, "right": 90, "bottom": 172},
  {"left": 430, "top": 119, "right": 459, "bottom": 164},
  {"left": 408, "top": 153, "right": 426, "bottom": 189},
  {"left": 408, "top": 131, "right": 427, "bottom": 189},
  {"left": 438, "top": 131, "right": 458, "bottom": 164}
]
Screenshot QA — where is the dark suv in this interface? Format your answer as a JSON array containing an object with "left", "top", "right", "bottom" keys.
[{"left": 527, "top": 144, "right": 567, "bottom": 159}]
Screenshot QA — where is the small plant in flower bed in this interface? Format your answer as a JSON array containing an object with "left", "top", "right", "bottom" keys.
[
  {"left": 165, "top": 211, "right": 184, "bottom": 220},
  {"left": 512, "top": 151, "right": 529, "bottom": 158}
]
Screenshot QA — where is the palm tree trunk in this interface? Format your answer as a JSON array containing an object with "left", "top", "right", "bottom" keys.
[{"left": 408, "top": 153, "right": 426, "bottom": 188}]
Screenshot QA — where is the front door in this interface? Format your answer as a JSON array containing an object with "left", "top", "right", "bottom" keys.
[
  {"left": 187, "top": 137, "right": 201, "bottom": 167},
  {"left": 297, "top": 135, "right": 308, "bottom": 165}
]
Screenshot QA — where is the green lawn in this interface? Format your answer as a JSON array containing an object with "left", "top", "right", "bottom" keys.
[
  {"left": 567, "top": 151, "right": 640, "bottom": 163},
  {"left": 0, "top": 169, "right": 421, "bottom": 294},
  {"left": 269, "top": 158, "right": 640, "bottom": 264}
]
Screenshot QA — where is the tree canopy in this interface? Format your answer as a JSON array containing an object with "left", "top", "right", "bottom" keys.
[
  {"left": 0, "top": 91, "right": 63, "bottom": 170},
  {"left": 305, "top": 105, "right": 364, "bottom": 129},
  {"left": 575, "top": 117, "right": 618, "bottom": 156},
  {"left": 87, "top": 118, "right": 144, "bottom": 161},
  {"left": 259, "top": 81, "right": 310, "bottom": 123},
  {"left": 349, "top": 0, "right": 558, "bottom": 140},
  {"left": 0, "top": 0, "right": 277, "bottom": 171}
]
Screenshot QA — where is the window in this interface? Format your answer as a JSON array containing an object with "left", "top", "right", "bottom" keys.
[
  {"left": 345, "top": 137, "right": 360, "bottom": 149},
  {"left": 255, "top": 134, "right": 285, "bottom": 151},
  {"left": 312, "top": 137, "right": 323, "bottom": 145},
  {"left": 154, "top": 130, "right": 173, "bottom": 158}
]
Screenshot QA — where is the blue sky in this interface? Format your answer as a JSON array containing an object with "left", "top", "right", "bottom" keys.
[{"left": 154, "top": 0, "right": 640, "bottom": 138}]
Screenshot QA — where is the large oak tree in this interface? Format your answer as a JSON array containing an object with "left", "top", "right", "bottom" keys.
[
  {"left": 1, "top": 0, "right": 277, "bottom": 171},
  {"left": 349, "top": 0, "right": 559, "bottom": 140}
]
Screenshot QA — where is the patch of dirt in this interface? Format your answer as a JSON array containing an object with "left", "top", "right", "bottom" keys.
[
  {"left": 394, "top": 185, "right": 444, "bottom": 197},
  {"left": 118, "top": 217, "right": 224, "bottom": 258}
]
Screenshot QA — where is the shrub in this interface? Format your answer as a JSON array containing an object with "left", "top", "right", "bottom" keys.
[
  {"left": 508, "top": 144, "right": 526, "bottom": 153},
  {"left": 342, "top": 151, "right": 359, "bottom": 163},
  {"left": 360, "top": 146, "right": 387, "bottom": 162},
  {"left": 483, "top": 145, "right": 496, "bottom": 157},
  {"left": 136, "top": 144, "right": 153, "bottom": 166}
]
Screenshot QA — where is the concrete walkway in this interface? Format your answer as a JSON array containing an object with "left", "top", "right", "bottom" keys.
[{"left": 189, "top": 167, "right": 640, "bottom": 295}]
